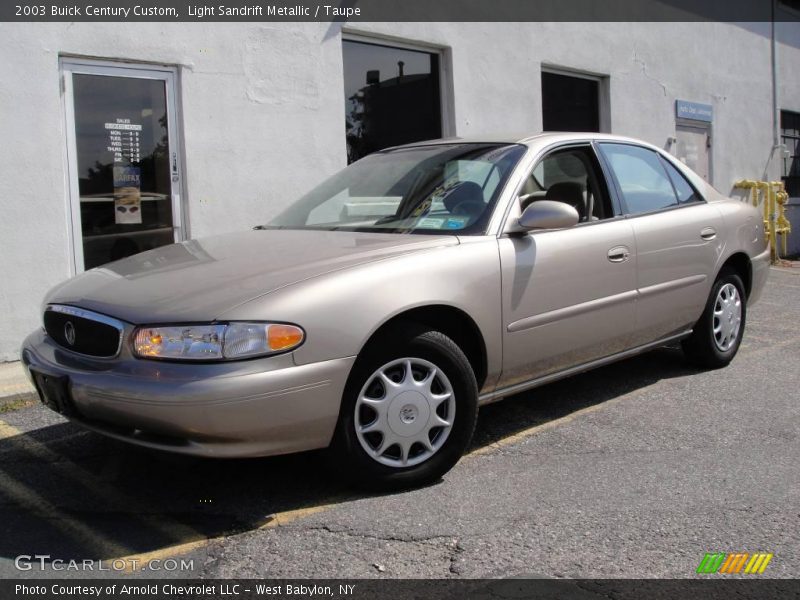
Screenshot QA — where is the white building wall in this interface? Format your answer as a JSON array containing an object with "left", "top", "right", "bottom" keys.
[{"left": 0, "top": 21, "right": 798, "bottom": 360}]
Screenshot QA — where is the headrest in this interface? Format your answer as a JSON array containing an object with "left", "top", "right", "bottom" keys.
[
  {"left": 443, "top": 181, "right": 485, "bottom": 213},
  {"left": 545, "top": 181, "right": 585, "bottom": 220}
]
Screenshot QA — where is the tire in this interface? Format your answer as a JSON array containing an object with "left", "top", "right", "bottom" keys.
[
  {"left": 328, "top": 324, "right": 478, "bottom": 490},
  {"left": 682, "top": 268, "right": 747, "bottom": 369}
]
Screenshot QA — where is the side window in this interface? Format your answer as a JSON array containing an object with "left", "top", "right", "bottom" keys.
[
  {"left": 661, "top": 157, "right": 702, "bottom": 204},
  {"left": 600, "top": 143, "right": 678, "bottom": 215},
  {"left": 522, "top": 147, "right": 613, "bottom": 222}
]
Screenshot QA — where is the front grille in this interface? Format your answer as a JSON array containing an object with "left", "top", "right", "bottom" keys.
[{"left": 44, "top": 305, "right": 123, "bottom": 358}]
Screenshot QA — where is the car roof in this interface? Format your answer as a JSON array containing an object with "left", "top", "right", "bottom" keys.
[
  {"left": 382, "top": 132, "right": 721, "bottom": 202},
  {"left": 384, "top": 132, "right": 657, "bottom": 150}
]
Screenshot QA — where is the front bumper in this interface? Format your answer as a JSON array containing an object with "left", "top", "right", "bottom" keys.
[{"left": 21, "top": 329, "right": 355, "bottom": 458}]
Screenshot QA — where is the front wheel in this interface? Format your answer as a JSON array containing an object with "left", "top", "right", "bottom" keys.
[
  {"left": 682, "top": 269, "right": 746, "bottom": 368},
  {"left": 328, "top": 325, "right": 478, "bottom": 490}
]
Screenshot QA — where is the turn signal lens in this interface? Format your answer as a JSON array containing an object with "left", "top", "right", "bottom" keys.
[{"left": 267, "top": 324, "right": 305, "bottom": 351}]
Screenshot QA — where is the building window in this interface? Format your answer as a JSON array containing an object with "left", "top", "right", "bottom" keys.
[
  {"left": 342, "top": 39, "right": 442, "bottom": 164},
  {"left": 542, "top": 71, "right": 600, "bottom": 133},
  {"left": 781, "top": 110, "right": 800, "bottom": 197}
]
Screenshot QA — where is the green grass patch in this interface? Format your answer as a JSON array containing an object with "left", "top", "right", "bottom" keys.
[{"left": 0, "top": 394, "right": 37, "bottom": 413}]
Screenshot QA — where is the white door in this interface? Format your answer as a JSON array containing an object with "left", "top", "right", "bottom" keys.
[
  {"left": 62, "top": 59, "right": 185, "bottom": 273},
  {"left": 675, "top": 124, "right": 711, "bottom": 182}
]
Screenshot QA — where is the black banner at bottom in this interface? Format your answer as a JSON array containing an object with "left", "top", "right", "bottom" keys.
[{"left": 4, "top": 579, "right": 800, "bottom": 600}]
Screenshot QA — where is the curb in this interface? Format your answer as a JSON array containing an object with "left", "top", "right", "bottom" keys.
[{"left": 0, "top": 361, "right": 36, "bottom": 401}]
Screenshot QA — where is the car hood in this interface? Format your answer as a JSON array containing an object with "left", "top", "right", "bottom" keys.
[{"left": 46, "top": 229, "right": 458, "bottom": 324}]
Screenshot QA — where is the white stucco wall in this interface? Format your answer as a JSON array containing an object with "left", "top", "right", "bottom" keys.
[{"left": 0, "top": 21, "right": 798, "bottom": 360}]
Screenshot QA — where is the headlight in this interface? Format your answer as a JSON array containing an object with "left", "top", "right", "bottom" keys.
[{"left": 132, "top": 322, "right": 304, "bottom": 361}]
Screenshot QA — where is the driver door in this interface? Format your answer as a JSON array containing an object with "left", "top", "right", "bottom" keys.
[{"left": 497, "top": 144, "right": 638, "bottom": 389}]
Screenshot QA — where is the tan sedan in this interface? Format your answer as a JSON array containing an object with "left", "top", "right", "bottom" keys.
[{"left": 21, "top": 133, "right": 769, "bottom": 489}]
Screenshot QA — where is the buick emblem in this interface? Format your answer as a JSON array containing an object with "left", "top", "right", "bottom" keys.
[{"left": 64, "top": 321, "right": 76, "bottom": 346}]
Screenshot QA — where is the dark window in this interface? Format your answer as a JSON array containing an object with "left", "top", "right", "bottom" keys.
[
  {"left": 71, "top": 74, "right": 175, "bottom": 270},
  {"left": 661, "top": 157, "right": 702, "bottom": 204},
  {"left": 778, "top": 0, "right": 800, "bottom": 14},
  {"left": 521, "top": 146, "right": 613, "bottom": 221},
  {"left": 600, "top": 144, "right": 679, "bottom": 215},
  {"left": 342, "top": 40, "right": 442, "bottom": 164},
  {"left": 542, "top": 71, "right": 600, "bottom": 132},
  {"left": 781, "top": 110, "right": 800, "bottom": 197}
]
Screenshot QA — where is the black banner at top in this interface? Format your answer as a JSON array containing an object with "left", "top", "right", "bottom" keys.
[{"left": 2, "top": 0, "right": 800, "bottom": 22}]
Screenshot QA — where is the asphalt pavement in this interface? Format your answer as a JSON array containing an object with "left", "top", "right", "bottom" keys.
[{"left": 0, "top": 267, "right": 798, "bottom": 579}]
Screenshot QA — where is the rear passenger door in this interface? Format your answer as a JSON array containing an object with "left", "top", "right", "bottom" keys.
[{"left": 597, "top": 142, "right": 724, "bottom": 345}]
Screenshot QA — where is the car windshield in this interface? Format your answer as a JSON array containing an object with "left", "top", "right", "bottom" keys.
[{"left": 266, "top": 143, "right": 526, "bottom": 235}]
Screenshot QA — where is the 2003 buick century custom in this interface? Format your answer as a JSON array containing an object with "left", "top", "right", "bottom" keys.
[{"left": 22, "top": 133, "right": 769, "bottom": 489}]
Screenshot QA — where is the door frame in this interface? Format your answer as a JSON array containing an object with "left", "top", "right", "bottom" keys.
[
  {"left": 674, "top": 119, "right": 713, "bottom": 185},
  {"left": 60, "top": 57, "right": 186, "bottom": 275}
]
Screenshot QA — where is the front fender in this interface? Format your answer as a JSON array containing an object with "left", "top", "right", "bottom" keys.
[{"left": 218, "top": 238, "right": 503, "bottom": 385}]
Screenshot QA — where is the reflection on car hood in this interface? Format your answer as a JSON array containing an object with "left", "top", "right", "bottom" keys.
[{"left": 46, "top": 229, "right": 458, "bottom": 323}]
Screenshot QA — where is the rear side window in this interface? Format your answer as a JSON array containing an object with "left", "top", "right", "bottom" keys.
[
  {"left": 599, "top": 143, "right": 678, "bottom": 215},
  {"left": 661, "top": 157, "right": 702, "bottom": 204}
]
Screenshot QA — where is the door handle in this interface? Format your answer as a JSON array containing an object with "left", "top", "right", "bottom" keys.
[
  {"left": 607, "top": 246, "right": 630, "bottom": 263},
  {"left": 700, "top": 227, "right": 717, "bottom": 241}
]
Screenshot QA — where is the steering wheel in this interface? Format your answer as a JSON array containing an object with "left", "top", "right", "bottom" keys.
[{"left": 450, "top": 200, "right": 485, "bottom": 222}]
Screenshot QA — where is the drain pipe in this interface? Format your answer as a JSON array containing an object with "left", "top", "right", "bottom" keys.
[{"left": 763, "top": 0, "right": 784, "bottom": 180}]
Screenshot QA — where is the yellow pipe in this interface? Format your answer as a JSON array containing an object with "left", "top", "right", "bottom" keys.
[
  {"left": 771, "top": 182, "right": 791, "bottom": 257},
  {"left": 734, "top": 179, "right": 792, "bottom": 263}
]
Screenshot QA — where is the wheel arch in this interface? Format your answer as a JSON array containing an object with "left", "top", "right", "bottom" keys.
[
  {"left": 718, "top": 252, "right": 753, "bottom": 299},
  {"left": 360, "top": 304, "right": 489, "bottom": 390}
]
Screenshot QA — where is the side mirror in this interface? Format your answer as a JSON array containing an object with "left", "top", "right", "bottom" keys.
[{"left": 517, "top": 200, "right": 579, "bottom": 231}]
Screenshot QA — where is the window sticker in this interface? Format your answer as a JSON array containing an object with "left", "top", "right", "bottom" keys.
[
  {"left": 419, "top": 217, "right": 445, "bottom": 229},
  {"left": 445, "top": 217, "right": 469, "bottom": 229}
]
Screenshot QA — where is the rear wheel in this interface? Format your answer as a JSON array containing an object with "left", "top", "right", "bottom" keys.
[
  {"left": 682, "top": 269, "right": 746, "bottom": 368},
  {"left": 329, "top": 325, "right": 478, "bottom": 490}
]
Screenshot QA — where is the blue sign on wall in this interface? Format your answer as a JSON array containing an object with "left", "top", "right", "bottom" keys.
[{"left": 676, "top": 100, "right": 713, "bottom": 123}]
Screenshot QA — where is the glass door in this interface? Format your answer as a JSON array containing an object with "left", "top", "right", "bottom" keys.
[{"left": 62, "top": 59, "right": 184, "bottom": 272}]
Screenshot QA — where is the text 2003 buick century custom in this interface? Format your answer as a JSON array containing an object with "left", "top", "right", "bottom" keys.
[{"left": 22, "top": 133, "right": 769, "bottom": 489}]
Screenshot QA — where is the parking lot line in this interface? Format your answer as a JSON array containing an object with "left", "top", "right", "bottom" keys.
[
  {"left": 0, "top": 467, "right": 131, "bottom": 558},
  {"left": 0, "top": 419, "right": 205, "bottom": 547},
  {"left": 259, "top": 503, "right": 341, "bottom": 529},
  {"left": 115, "top": 539, "right": 210, "bottom": 574}
]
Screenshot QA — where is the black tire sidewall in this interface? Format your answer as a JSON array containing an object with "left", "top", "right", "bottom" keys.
[
  {"left": 331, "top": 326, "right": 478, "bottom": 489},
  {"left": 690, "top": 270, "right": 747, "bottom": 366}
]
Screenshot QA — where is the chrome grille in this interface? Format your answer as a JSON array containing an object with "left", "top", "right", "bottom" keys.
[{"left": 43, "top": 305, "right": 124, "bottom": 358}]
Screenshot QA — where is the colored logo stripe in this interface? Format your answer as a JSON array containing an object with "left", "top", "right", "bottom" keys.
[
  {"left": 697, "top": 552, "right": 773, "bottom": 574},
  {"left": 719, "top": 553, "right": 748, "bottom": 573},
  {"left": 697, "top": 553, "right": 726, "bottom": 574},
  {"left": 745, "top": 553, "right": 773, "bottom": 574}
]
